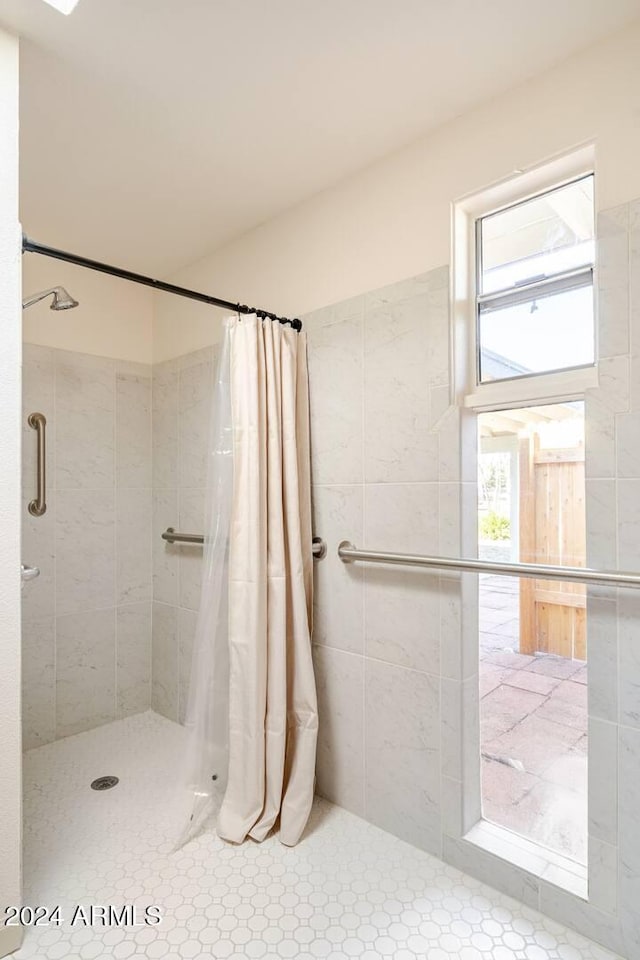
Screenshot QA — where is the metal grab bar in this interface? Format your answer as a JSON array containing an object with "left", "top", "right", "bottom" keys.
[
  {"left": 338, "top": 540, "right": 640, "bottom": 590},
  {"left": 162, "top": 528, "right": 327, "bottom": 559},
  {"left": 21, "top": 563, "right": 40, "bottom": 582},
  {"left": 27, "top": 412, "right": 47, "bottom": 517},
  {"left": 162, "top": 528, "right": 203, "bottom": 545}
]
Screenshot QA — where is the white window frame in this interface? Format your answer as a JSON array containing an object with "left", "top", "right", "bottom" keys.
[
  {"left": 452, "top": 144, "right": 598, "bottom": 411},
  {"left": 451, "top": 147, "right": 597, "bottom": 894}
]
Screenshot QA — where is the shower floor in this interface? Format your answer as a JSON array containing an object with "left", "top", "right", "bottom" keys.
[{"left": 16, "top": 712, "right": 617, "bottom": 960}]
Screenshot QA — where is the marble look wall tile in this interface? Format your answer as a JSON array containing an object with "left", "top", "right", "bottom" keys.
[
  {"left": 178, "top": 487, "right": 206, "bottom": 611},
  {"left": 313, "top": 644, "right": 364, "bottom": 817},
  {"left": 617, "top": 478, "right": 640, "bottom": 568},
  {"left": 586, "top": 594, "right": 617, "bottom": 724},
  {"left": 364, "top": 566, "right": 439, "bottom": 674},
  {"left": 306, "top": 300, "right": 364, "bottom": 485},
  {"left": 424, "top": 283, "right": 450, "bottom": 388},
  {"left": 116, "top": 487, "right": 152, "bottom": 605},
  {"left": 22, "top": 616, "right": 55, "bottom": 750},
  {"left": 443, "top": 836, "right": 539, "bottom": 910},
  {"left": 178, "top": 344, "right": 215, "bottom": 371},
  {"left": 152, "top": 488, "right": 179, "bottom": 605},
  {"left": 21, "top": 494, "right": 55, "bottom": 622},
  {"left": 116, "top": 371, "right": 152, "bottom": 488},
  {"left": 437, "top": 406, "right": 463, "bottom": 482},
  {"left": 600, "top": 202, "right": 630, "bottom": 235},
  {"left": 363, "top": 483, "right": 440, "bottom": 673},
  {"left": 631, "top": 355, "right": 640, "bottom": 416},
  {"left": 460, "top": 671, "right": 481, "bottom": 827},
  {"left": 116, "top": 359, "right": 152, "bottom": 378},
  {"left": 620, "top": 871, "right": 640, "bottom": 960},
  {"left": 364, "top": 293, "right": 437, "bottom": 483},
  {"left": 365, "top": 659, "right": 441, "bottom": 855},
  {"left": 56, "top": 607, "right": 116, "bottom": 738},
  {"left": 630, "top": 210, "right": 640, "bottom": 356},
  {"left": 55, "top": 353, "right": 115, "bottom": 490},
  {"left": 439, "top": 482, "right": 461, "bottom": 557},
  {"left": 441, "top": 677, "right": 462, "bottom": 781},
  {"left": 363, "top": 267, "right": 448, "bottom": 310},
  {"left": 619, "top": 712, "right": 640, "bottom": 954},
  {"left": 56, "top": 489, "right": 115, "bottom": 615},
  {"left": 429, "top": 384, "right": 451, "bottom": 429},
  {"left": 364, "top": 483, "right": 440, "bottom": 674},
  {"left": 364, "top": 482, "right": 439, "bottom": 554},
  {"left": 116, "top": 602, "right": 151, "bottom": 718},
  {"left": 584, "top": 394, "right": 615, "bottom": 479},
  {"left": 178, "top": 607, "right": 198, "bottom": 725},
  {"left": 599, "top": 288, "right": 630, "bottom": 362},
  {"left": 588, "top": 718, "right": 617, "bottom": 845},
  {"left": 152, "top": 601, "right": 178, "bottom": 722},
  {"left": 618, "top": 592, "right": 640, "bottom": 729},
  {"left": 439, "top": 576, "right": 464, "bottom": 681},
  {"left": 152, "top": 364, "right": 178, "bottom": 489},
  {"left": 23, "top": 343, "right": 55, "bottom": 365},
  {"left": 597, "top": 206, "right": 630, "bottom": 360},
  {"left": 585, "top": 479, "right": 617, "bottom": 570},
  {"left": 22, "top": 350, "right": 55, "bottom": 489},
  {"left": 178, "top": 359, "right": 213, "bottom": 489},
  {"left": 364, "top": 269, "right": 449, "bottom": 387},
  {"left": 22, "top": 350, "right": 56, "bottom": 634},
  {"left": 616, "top": 412, "right": 640, "bottom": 477},
  {"left": 441, "top": 775, "right": 463, "bottom": 839},
  {"left": 588, "top": 838, "right": 617, "bottom": 915},
  {"left": 461, "top": 574, "right": 480, "bottom": 688},
  {"left": 22, "top": 344, "right": 158, "bottom": 745},
  {"left": 597, "top": 356, "right": 630, "bottom": 415},
  {"left": 311, "top": 484, "right": 364, "bottom": 655},
  {"left": 538, "top": 881, "right": 624, "bottom": 956}
]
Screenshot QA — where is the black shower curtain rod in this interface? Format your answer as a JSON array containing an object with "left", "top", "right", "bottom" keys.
[{"left": 21, "top": 236, "right": 302, "bottom": 331}]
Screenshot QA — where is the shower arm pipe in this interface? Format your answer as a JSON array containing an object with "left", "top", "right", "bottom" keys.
[
  {"left": 337, "top": 541, "right": 640, "bottom": 589},
  {"left": 162, "top": 528, "right": 327, "bottom": 559},
  {"left": 21, "top": 236, "right": 302, "bottom": 331}
]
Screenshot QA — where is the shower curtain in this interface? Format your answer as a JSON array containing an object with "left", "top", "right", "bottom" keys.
[{"left": 181, "top": 315, "right": 318, "bottom": 848}]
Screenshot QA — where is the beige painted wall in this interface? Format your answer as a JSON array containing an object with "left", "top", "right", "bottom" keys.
[
  {"left": 0, "top": 25, "right": 23, "bottom": 960},
  {"left": 153, "top": 19, "right": 640, "bottom": 362},
  {"left": 22, "top": 255, "right": 153, "bottom": 363}
]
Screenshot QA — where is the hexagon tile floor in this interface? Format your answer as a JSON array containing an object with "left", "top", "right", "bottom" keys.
[{"left": 15, "top": 711, "right": 619, "bottom": 960}]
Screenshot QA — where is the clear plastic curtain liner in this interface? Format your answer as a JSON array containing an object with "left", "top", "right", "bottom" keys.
[{"left": 175, "top": 322, "right": 233, "bottom": 849}]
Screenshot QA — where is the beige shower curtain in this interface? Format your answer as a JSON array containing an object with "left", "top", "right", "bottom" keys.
[{"left": 216, "top": 315, "right": 318, "bottom": 847}]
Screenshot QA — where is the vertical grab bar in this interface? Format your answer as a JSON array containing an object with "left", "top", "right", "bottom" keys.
[{"left": 27, "top": 412, "right": 47, "bottom": 517}]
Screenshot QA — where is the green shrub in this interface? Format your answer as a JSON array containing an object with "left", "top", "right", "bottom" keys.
[{"left": 479, "top": 511, "right": 510, "bottom": 541}]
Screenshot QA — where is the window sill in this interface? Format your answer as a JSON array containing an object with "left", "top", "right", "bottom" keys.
[
  {"left": 463, "top": 364, "right": 598, "bottom": 411},
  {"left": 464, "top": 819, "right": 588, "bottom": 900}
]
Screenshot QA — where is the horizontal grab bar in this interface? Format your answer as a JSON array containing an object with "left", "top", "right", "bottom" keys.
[
  {"left": 337, "top": 541, "right": 640, "bottom": 589},
  {"left": 21, "top": 563, "right": 40, "bottom": 582},
  {"left": 162, "top": 528, "right": 204, "bottom": 545},
  {"left": 162, "top": 528, "right": 327, "bottom": 559}
]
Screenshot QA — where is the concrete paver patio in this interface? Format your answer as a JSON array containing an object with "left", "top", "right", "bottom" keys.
[{"left": 479, "top": 572, "right": 588, "bottom": 864}]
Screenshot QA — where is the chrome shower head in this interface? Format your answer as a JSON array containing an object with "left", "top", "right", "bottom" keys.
[
  {"left": 50, "top": 286, "right": 79, "bottom": 310},
  {"left": 22, "top": 286, "right": 79, "bottom": 311}
]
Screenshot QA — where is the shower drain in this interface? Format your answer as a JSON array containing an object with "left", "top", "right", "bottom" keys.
[{"left": 90, "top": 776, "right": 119, "bottom": 791}]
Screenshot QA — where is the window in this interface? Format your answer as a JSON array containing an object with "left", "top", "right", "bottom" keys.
[
  {"left": 477, "top": 402, "right": 588, "bottom": 867},
  {"left": 453, "top": 153, "right": 596, "bottom": 892},
  {"left": 475, "top": 175, "right": 595, "bottom": 385}
]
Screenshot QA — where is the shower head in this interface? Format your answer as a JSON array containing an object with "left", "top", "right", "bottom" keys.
[{"left": 22, "top": 286, "right": 79, "bottom": 311}]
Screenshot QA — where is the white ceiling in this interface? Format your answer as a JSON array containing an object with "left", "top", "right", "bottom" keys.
[{"left": 3, "top": 0, "right": 640, "bottom": 275}]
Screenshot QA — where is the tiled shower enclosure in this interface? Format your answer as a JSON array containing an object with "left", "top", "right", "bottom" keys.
[{"left": 19, "top": 198, "right": 640, "bottom": 957}]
